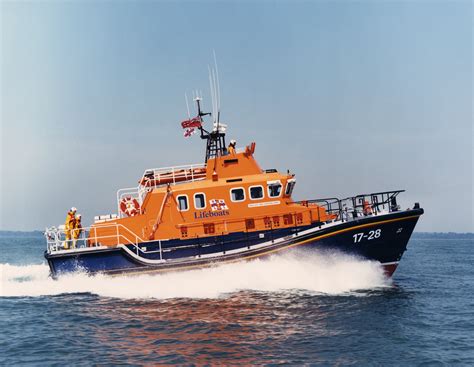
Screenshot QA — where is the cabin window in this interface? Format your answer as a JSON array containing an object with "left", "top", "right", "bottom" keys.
[
  {"left": 177, "top": 195, "right": 189, "bottom": 211},
  {"left": 268, "top": 182, "right": 282, "bottom": 198},
  {"left": 285, "top": 180, "right": 296, "bottom": 196},
  {"left": 230, "top": 188, "right": 245, "bottom": 202},
  {"left": 249, "top": 186, "right": 264, "bottom": 200},
  {"left": 194, "top": 193, "right": 206, "bottom": 209}
]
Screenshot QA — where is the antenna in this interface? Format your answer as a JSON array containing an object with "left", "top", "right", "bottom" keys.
[
  {"left": 181, "top": 55, "right": 226, "bottom": 162},
  {"left": 213, "top": 50, "right": 221, "bottom": 122},
  {"left": 212, "top": 68, "right": 219, "bottom": 130},
  {"left": 185, "top": 92, "right": 191, "bottom": 119},
  {"left": 208, "top": 65, "right": 215, "bottom": 123},
  {"left": 212, "top": 68, "right": 217, "bottom": 123}
]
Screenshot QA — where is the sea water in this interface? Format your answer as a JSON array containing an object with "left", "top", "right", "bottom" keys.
[{"left": 1, "top": 233, "right": 472, "bottom": 365}]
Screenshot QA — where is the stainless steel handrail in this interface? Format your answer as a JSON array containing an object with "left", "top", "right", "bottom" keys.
[
  {"left": 116, "top": 162, "right": 207, "bottom": 218},
  {"left": 44, "top": 223, "right": 163, "bottom": 260}
]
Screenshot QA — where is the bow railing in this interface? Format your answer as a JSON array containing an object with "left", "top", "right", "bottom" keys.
[{"left": 295, "top": 190, "right": 405, "bottom": 222}]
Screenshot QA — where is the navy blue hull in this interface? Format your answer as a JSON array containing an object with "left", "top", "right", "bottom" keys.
[{"left": 45, "top": 209, "right": 423, "bottom": 278}]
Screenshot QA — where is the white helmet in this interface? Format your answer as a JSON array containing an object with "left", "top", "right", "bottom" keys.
[
  {"left": 75, "top": 214, "right": 82, "bottom": 219},
  {"left": 230, "top": 139, "right": 236, "bottom": 145},
  {"left": 70, "top": 207, "right": 77, "bottom": 212}
]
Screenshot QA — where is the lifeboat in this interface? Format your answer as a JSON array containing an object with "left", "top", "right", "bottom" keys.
[{"left": 44, "top": 70, "right": 424, "bottom": 279}]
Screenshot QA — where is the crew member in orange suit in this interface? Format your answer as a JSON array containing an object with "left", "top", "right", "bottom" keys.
[
  {"left": 363, "top": 200, "right": 373, "bottom": 216},
  {"left": 72, "top": 214, "right": 83, "bottom": 248}
]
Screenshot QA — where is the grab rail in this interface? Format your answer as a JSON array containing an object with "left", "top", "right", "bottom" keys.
[
  {"left": 116, "top": 162, "right": 207, "bottom": 218},
  {"left": 44, "top": 223, "right": 163, "bottom": 260},
  {"left": 295, "top": 190, "right": 405, "bottom": 222},
  {"left": 140, "top": 163, "right": 207, "bottom": 186}
]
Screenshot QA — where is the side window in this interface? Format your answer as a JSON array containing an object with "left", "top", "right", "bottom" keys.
[
  {"left": 177, "top": 195, "right": 189, "bottom": 211},
  {"left": 249, "top": 186, "right": 264, "bottom": 200},
  {"left": 268, "top": 182, "right": 282, "bottom": 198},
  {"left": 285, "top": 180, "right": 296, "bottom": 196},
  {"left": 231, "top": 188, "right": 245, "bottom": 202},
  {"left": 194, "top": 193, "right": 206, "bottom": 209}
]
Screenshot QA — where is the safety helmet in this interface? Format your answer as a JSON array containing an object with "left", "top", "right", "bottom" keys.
[
  {"left": 230, "top": 139, "right": 236, "bottom": 145},
  {"left": 76, "top": 214, "right": 82, "bottom": 219},
  {"left": 70, "top": 207, "right": 77, "bottom": 212}
]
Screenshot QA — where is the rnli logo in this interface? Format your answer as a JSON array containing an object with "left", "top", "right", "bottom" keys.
[
  {"left": 193, "top": 199, "right": 230, "bottom": 219},
  {"left": 210, "top": 199, "right": 228, "bottom": 211}
]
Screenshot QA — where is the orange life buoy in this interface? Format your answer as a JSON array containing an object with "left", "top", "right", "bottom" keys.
[{"left": 120, "top": 197, "right": 140, "bottom": 217}]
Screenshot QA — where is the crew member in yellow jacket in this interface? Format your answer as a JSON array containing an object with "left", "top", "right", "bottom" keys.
[
  {"left": 72, "top": 214, "right": 83, "bottom": 248},
  {"left": 228, "top": 139, "right": 237, "bottom": 155},
  {"left": 64, "top": 207, "right": 77, "bottom": 249}
]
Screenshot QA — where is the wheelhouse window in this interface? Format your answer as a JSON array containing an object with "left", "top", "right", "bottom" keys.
[
  {"left": 268, "top": 181, "right": 282, "bottom": 198},
  {"left": 194, "top": 193, "right": 206, "bottom": 209},
  {"left": 231, "top": 188, "right": 245, "bottom": 202},
  {"left": 285, "top": 180, "right": 296, "bottom": 196},
  {"left": 249, "top": 186, "right": 264, "bottom": 200},
  {"left": 177, "top": 195, "right": 189, "bottom": 211}
]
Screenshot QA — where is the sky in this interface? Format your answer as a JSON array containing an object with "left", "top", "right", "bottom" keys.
[{"left": 0, "top": 0, "right": 472, "bottom": 232}]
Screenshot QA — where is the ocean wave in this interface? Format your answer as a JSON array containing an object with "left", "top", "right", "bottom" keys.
[{"left": 0, "top": 251, "right": 391, "bottom": 299}]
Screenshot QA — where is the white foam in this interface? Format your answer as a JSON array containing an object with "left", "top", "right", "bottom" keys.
[{"left": 0, "top": 251, "right": 391, "bottom": 299}]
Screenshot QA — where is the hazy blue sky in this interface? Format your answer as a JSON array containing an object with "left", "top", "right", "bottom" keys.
[{"left": 1, "top": 1, "right": 472, "bottom": 232}]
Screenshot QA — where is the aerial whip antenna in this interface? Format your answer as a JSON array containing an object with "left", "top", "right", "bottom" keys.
[
  {"left": 212, "top": 68, "right": 219, "bottom": 131},
  {"left": 212, "top": 68, "right": 218, "bottom": 123},
  {"left": 208, "top": 65, "right": 217, "bottom": 125},
  {"left": 185, "top": 92, "right": 191, "bottom": 119},
  {"left": 213, "top": 50, "right": 221, "bottom": 123}
]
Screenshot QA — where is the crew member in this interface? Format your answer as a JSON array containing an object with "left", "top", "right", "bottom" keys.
[
  {"left": 72, "top": 214, "right": 83, "bottom": 248},
  {"left": 228, "top": 139, "right": 237, "bottom": 155},
  {"left": 390, "top": 197, "right": 399, "bottom": 212},
  {"left": 64, "top": 207, "right": 77, "bottom": 249},
  {"left": 363, "top": 200, "right": 373, "bottom": 216}
]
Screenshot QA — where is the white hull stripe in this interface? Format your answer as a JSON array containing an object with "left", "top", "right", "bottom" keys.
[{"left": 119, "top": 244, "right": 166, "bottom": 264}]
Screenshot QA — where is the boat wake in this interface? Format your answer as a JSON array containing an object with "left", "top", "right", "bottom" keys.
[{"left": 0, "top": 251, "right": 391, "bottom": 299}]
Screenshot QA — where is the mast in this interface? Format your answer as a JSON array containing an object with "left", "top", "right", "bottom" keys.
[
  {"left": 182, "top": 57, "right": 226, "bottom": 163},
  {"left": 193, "top": 94, "right": 226, "bottom": 163}
]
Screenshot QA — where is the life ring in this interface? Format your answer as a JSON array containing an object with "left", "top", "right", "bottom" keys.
[{"left": 120, "top": 197, "right": 140, "bottom": 217}]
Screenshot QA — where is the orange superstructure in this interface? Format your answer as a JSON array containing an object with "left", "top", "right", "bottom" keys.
[{"left": 89, "top": 142, "right": 335, "bottom": 247}]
